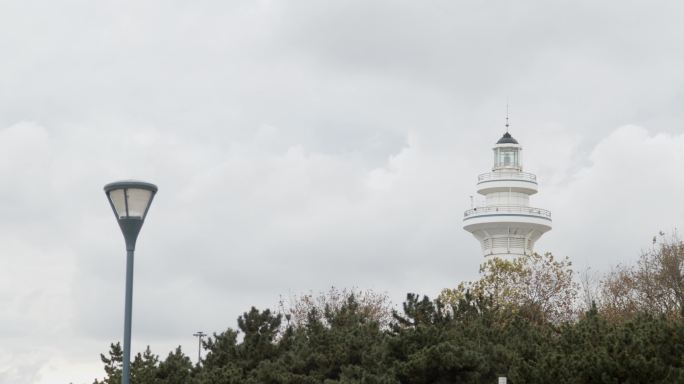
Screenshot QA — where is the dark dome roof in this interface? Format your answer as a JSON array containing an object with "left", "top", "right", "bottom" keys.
[{"left": 496, "top": 132, "right": 519, "bottom": 144}]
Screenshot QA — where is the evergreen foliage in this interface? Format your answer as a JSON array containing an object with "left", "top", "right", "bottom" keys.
[
  {"left": 93, "top": 243, "right": 684, "bottom": 383},
  {"left": 93, "top": 294, "right": 684, "bottom": 383}
]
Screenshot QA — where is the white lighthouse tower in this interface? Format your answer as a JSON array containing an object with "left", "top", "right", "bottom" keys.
[{"left": 463, "top": 129, "right": 552, "bottom": 258}]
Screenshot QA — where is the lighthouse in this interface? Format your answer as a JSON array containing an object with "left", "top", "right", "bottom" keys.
[{"left": 463, "top": 130, "right": 552, "bottom": 258}]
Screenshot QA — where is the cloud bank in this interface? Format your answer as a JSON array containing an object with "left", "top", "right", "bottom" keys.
[{"left": 0, "top": 1, "right": 684, "bottom": 382}]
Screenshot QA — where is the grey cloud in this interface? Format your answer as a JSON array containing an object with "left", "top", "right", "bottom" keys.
[{"left": 1, "top": 1, "right": 684, "bottom": 382}]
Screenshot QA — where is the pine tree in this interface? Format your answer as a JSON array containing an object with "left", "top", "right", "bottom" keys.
[
  {"left": 131, "top": 346, "right": 158, "bottom": 384},
  {"left": 93, "top": 343, "right": 123, "bottom": 384},
  {"left": 157, "top": 346, "right": 193, "bottom": 384}
]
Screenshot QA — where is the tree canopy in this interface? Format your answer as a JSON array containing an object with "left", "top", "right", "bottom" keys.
[{"left": 92, "top": 239, "right": 684, "bottom": 383}]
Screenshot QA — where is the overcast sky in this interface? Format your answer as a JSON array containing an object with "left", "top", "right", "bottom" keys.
[{"left": 2, "top": 0, "right": 684, "bottom": 382}]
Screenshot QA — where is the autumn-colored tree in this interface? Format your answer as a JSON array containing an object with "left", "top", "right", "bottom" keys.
[
  {"left": 440, "top": 253, "right": 578, "bottom": 323},
  {"left": 601, "top": 233, "right": 684, "bottom": 320},
  {"left": 279, "top": 286, "right": 393, "bottom": 329}
]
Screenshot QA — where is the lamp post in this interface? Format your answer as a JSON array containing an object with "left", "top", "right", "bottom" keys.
[
  {"left": 104, "top": 180, "right": 158, "bottom": 384},
  {"left": 193, "top": 331, "right": 206, "bottom": 364}
]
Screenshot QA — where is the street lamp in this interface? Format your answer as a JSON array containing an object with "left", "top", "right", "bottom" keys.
[{"left": 104, "top": 180, "right": 158, "bottom": 384}]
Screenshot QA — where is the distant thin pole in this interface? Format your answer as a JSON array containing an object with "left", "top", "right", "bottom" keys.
[
  {"left": 193, "top": 331, "right": 206, "bottom": 364},
  {"left": 505, "top": 101, "right": 510, "bottom": 132}
]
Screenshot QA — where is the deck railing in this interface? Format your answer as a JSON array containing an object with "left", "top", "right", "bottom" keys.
[
  {"left": 463, "top": 205, "right": 551, "bottom": 219},
  {"left": 477, "top": 171, "right": 537, "bottom": 183}
]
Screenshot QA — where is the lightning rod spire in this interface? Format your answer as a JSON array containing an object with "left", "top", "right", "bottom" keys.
[{"left": 505, "top": 102, "right": 510, "bottom": 132}]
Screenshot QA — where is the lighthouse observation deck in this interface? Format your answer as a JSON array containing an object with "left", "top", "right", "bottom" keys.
[
  {"left": 476, "top": 171, "right": 539, "bottom": 195},
  {"left": 477, "top": 171, "right": 537, "bottom": 183},
  {"left": 463, "top": 205, "right": 551, "bottom": 220}
]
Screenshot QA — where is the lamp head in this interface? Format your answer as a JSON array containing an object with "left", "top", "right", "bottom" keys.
[{"left": 104, "top": 180, "right": 158, "bottom": 251}]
